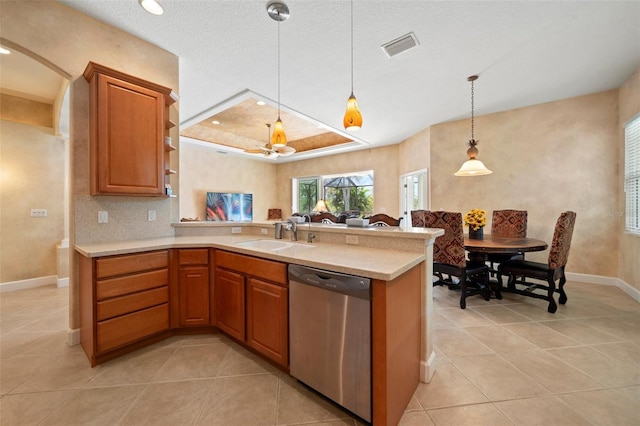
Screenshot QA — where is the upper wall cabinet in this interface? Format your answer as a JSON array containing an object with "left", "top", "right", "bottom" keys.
[{"left": 84, "top": 62, "right": 178, "bottom": 196}]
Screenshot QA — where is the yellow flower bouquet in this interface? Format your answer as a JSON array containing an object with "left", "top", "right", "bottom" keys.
[{"left": 464, "top": 208, "right": 487, "bottom": 231}]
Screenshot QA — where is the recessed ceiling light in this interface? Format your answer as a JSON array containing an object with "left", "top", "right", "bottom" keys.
[
  {"left": 256, "top": 100, "right": 266, "bottom": 106},
  {"left": 138, "top": 0, "right": 164, "bottom": 16},
  {"left": 211, "top": 120, "right": 221, "bottom": 125},
  {"left": 0, "top": 46, "right": 10, "bottom": 55}
]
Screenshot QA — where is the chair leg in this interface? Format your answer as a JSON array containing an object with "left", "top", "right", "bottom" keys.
[
  {"left": 557, "top": 267, "right": 568, "bottom": 305},
  {"left": 546, "top": 274, "right": 558, "bottom": 313},
  {"left": 495, "top": 272, "right": 503, "bottom": 300},
  {"left": 483, "top": 272, "right": 490, "bottom": 301},
  {"left": 460, "top": 271, "right": 467, "bottom": 309}
]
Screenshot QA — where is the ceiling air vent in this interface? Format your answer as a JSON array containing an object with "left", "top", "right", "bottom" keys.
[{"left": 381, "top": 32, "right": 419, "bottom": 58}]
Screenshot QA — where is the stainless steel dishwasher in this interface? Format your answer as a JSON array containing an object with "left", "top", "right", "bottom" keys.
[{"left": 288, "top": 264, "right": 371, "bottom": 422}]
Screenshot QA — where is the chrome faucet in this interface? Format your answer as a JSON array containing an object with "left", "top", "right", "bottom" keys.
[
  {"left": 303, "top": 214, "right": 315, "bottom": 243},
  {"left": 287, "top": 218, "right": 298, "bottom": 241}
]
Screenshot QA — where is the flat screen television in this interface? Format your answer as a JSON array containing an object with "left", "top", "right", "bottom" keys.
[{"left": 206, "top": 192, "right": 253, "bottom": 222}]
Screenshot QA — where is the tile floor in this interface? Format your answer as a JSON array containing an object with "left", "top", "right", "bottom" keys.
[{"left": 1, "top": 281, "right": 639, "bottom": 425}]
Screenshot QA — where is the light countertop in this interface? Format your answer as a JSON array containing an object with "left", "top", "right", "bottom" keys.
[{"left": 75, "top": 234, "right": 431, "bottom": 281}]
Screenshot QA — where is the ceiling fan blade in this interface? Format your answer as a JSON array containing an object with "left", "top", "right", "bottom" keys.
[{"left": 276, "top": 146, "right": 296, "bottom": 156}]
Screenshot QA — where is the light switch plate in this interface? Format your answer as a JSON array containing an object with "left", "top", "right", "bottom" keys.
[
  {"left": 148, "top": 210, "right": 156, "bottom": 221},
  {"left": 30, "top": 209, "right": 47, "bottom": 217},
  {"left": 231, "top": 227, "right": 242, "bottom": 234},
  {"left": 346, "top": 235, "right": 359, "bottom": 244},
  {"left": 98, "top": 211, "right": 108, "bottom": 223},
  {"left": 260, "top": 228, "right": 268, "bottom": 235}
]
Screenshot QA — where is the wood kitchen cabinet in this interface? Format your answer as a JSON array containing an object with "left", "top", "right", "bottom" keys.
[
  {"left": 83, "top": 62, "right": 178, "bottom": 196},
  {"left": 174, "top": 249, "right": 210, "bottom": 327},
  {"left": 79, "top": 250, "right": 170, "bottom": 366},
  {"left": 214, "top": 250, "right": 289, "bottom": 368}
]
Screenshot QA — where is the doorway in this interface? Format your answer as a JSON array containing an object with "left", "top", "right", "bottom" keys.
[{"left": 400, "top": 169, "right": 429, "bottom": 226}]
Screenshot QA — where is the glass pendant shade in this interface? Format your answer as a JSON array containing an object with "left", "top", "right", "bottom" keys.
[
  {"left": 271, "top": 117, "right": 287, "bottom": 147},
  {"left": 343, "top": 93, "right": 363, "bottom": 131},
  {"left": 313, "top": 199, "right": 329, "bottom": 212},
  {"left": 455, "top": 159, "right": 492, "bottom": 176}
]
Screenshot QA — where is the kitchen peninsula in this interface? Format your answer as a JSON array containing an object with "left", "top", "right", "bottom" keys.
[{"left": 75, "top": 222, "right": 442, "bottom": 426}]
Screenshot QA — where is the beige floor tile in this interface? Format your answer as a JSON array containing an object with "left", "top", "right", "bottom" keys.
[
  {"left": 502, "top": 322, "right": 581, "bottom": 349},
  {"left": 0, "top": 390, "right": 76, "bottom": 426},
  {"left": 289, "top": 420, "right": 356, "bottom": 426},
  {"left": 166, "top": 331, "right": 229, "bottom": 346},
  {"left": 495, "top": 395, "right": 591, "bottom": 425},
  {"left": 501, "top": 349, "right": 603, "bottom": 393},
  {"left": 463, "top": 325, "right": 538, "bottom": 354},
  {"left": 398, "top": 410, "right": 436, "bottom": 426},
  {"left": 436, "top": 307, "right": 495, "bottom": 328},
  {"left": 277, "top": 374, "right": 354, "bottom": 425},
  {"left": 580, "top": 316, "right": 640, "bottom": 342},
  {"left": 12, "top": 352, "right": 100, "bottom": 393},
  {"left": 86, "top": 345, "right": 176, "bottom": 387},
  {"left": 413, "top": 360, "right": 488, "bottom": 409},
  {"left": 547, "top": 346, "right": 640, "bottom": 387},
  {"left": 558, "top": 388, "right": 640, "bottom": 426},
  {"left": 539, "top": 318, "right": 621, "bottom": 344},
  {"left": 469, "top": 305, "right": 532, "bottom": 324},
  {"left": 0, "top": 313, "right": 42, "bottom": 335},
  {"left": 591, "top": 341, "right": 640, "bottom": 368},
  {"left": 405, "top": 395, "right": 423, "bottom": 411},
  {"left": 152, "top": 342, "right": 229, "bottom": 381},
  {"left": 566, "top": 283, "right": 627, "bottom": 299},
  {"left": 198, "top": 374, "right": 278, "bottom": 425},
  {"left": 43, "top": 385, "right": 145, "bottom": 425},
  {"left": 502, "top": 302, "right": 567, "bottom": 322},
  {"left": 119, "top": 379, "right": 214, "bottom": 425},
  {"left": 426, "top": 403, "right": 513, "bottom": 426},
  {"left": 217, "top": 341, "right": 279, "bottom": 377},
  {"left": 450, "top": 354, "right": 549, "bottom": 401},
  {"left": 433, "top": 328, "right": 494, "bottom": 358},
  {"left": 0, "top": 355, "right": 51, "bottom": 395}
]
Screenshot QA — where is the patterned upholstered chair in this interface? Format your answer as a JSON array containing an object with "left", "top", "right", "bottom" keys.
[
  {"left": 498, "top": 211, "right": 576, "bottom": 313},
  {"left": 365, "top": 213, "right": 403, "bottom": 227},
  {"left": 310, "top": 212, "right": 339, "bottom": 224},
  {"left": 414, "top": 210, "right": 491, "bottom": 309},
  {"left": 487, "top": 210, "right": 528, "bottom": 272}
]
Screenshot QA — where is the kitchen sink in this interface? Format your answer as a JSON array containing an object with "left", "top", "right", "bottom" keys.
[{"left": 234, "top": 240, "right": 315, "bottom": 251}]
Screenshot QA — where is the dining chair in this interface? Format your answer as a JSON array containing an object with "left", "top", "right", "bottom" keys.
[
  {"left": 365, "top": 213, "right": 403, "bottom": 227},
  {"left": 487, "top": 209, "right": 528, "bottom": 272},
  {"left": 310, "top": 212, "right": 339, "bottom": 224},
  {"left": 497, "top": 211, "right": 576, "bottom": 313},
  {"left": 419, "top": 211, "right": 491, "bottom": 309}
]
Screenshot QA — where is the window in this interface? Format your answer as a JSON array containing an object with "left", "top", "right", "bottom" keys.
[
  {"left": 292, "top": 171, "right": 374, "bottom": 216},
  {"left": 626, "top": 113, "right": 640, "bottom": 235}
]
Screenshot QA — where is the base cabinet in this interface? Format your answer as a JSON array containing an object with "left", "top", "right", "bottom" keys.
[
  {"left": 175, "top": 249, "right": 210, "bottom": 327},
  {"left": 79, "top": 250, "right": 170, "bottom": 367},
  {"left": 214, "top": 250, "right": 288, "bottom": 368}
]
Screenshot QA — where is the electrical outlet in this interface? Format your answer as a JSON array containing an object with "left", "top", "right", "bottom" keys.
[
  {"left": 148, "top": 210, "right": 156, "bottom": 221},
  {"left": 380, "top": 207, "right": 387, "bottom": 213},
  {"left": 260, "top": 228, "right": 268, "bottom": 235},
  {"left": 30, "top": 209, "right": 47, "bottom": 217},
  {"left": 346, "top": 235, "right": 359, "bottom": 244},
  {"left": 231, "top": 227, "right": 242, "bottom": 234},
  {"left": 98, "top": 211, "right": 108, "bottom": 224}
]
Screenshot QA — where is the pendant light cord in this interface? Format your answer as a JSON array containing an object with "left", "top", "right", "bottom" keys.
[
  {"left": 470, "top": 78, "right": 475, "bottom": 141},
  {"left": 350, "top": 0, "right": 354, "bottom": 94},
  {"left": 277, "top": 20, "right": 281, "bottom": 117}
]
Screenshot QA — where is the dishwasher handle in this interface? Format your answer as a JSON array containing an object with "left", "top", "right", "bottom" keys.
[{"left": 288, "top": 264, "right": 371, "bottom": 300}]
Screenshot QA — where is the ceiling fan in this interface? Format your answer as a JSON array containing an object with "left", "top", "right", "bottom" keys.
[{"left": 245, "top": 123, "right": 296, "bottom": 157}]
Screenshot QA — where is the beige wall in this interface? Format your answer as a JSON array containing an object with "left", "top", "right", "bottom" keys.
[
  {"left": 0, "top": 0, "right": 179, "bottom": 329},
  {"left": 0, "top": 120, "right": 65, "bottom": 282},
  {"left": 179, "top": 143, "right": 278, "bottom": 221},
  {"left": 430, "top": 90, "right": 619, "bottom": 277},
  {"left": 399, "top": 127, "right": 430, "bottom": 177},
  {"left": 0, "top": 94, "right": 53, "bottom": 128},
  {"left": 618, "top": 68, "right": 640, "bottom": 290},
  {"left": 276, "top": 145, "right": 400, "bottom": 218}
]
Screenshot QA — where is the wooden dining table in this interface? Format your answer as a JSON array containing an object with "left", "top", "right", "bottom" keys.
[{"left": 464, "top": 234, "right": 548, "bottom": 263}]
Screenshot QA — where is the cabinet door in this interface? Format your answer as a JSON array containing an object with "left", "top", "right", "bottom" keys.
[
  {"left": 179, "top": 266, "right": 210, "bottom": 326},
  {"left": 95, "top": 73, "right": 164, "bottom": 195},
  {"left": 247, "top": 278, "right": 289, "bottom": 367},
  {"left": 215, "top": 268, "right": 246, "bottom": 341}
]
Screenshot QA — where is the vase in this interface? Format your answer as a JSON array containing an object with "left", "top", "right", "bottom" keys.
[{"left": 468, "top": 226, "right": 484, "bottom": 240}]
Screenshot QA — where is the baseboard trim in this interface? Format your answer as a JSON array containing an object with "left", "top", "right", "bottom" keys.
[
  {"left": 420, "top": 350, "right": 437, "bottom": 384},
  {"left": 67, "top": 328, "right": 80, "bottom": 346},
  {"left": 57, "top": 277, "right": 69, "bottom": 288},
  {"left": 566, "top": 272, "right": 640, "bottom": 303},
  {"left": 0, "top": 275, "right": 57, "bottom": 293}
]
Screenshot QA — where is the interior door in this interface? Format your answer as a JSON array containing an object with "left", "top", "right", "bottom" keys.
[{"left": 400, "top": 169, "right": 429, "bottom": 226}]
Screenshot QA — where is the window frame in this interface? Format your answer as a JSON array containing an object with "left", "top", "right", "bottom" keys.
[{"left": 625, "top": 113, "right": 640, "bottom": 236}]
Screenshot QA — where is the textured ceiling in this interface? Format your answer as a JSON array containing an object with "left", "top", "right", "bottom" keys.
[{"left": 16, "top": 1, "right": 640, "bottom": 161}]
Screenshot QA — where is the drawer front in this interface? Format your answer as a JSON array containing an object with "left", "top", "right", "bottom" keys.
[
  {"left": 216, "top": 250, "right": 287, "bottom": 285},
  {"left": 96, "top": 268, "right": 168, "bottom": 300},
  {"left": 97, "top": 303, "right": 169, "bottom": 353},
  {"left": 97, "top": 286, "right": 168, "bottom": 321},
  {"left": 179, "top": 249, "right": 209, "bottom": 266},
  {"left": 96, "top": 250, "right": 168, "bottom": 279}
]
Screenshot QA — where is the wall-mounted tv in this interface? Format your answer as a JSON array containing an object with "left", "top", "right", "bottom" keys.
[{"left": 206, "top": 192, "right": 253, "bottom": 222}]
